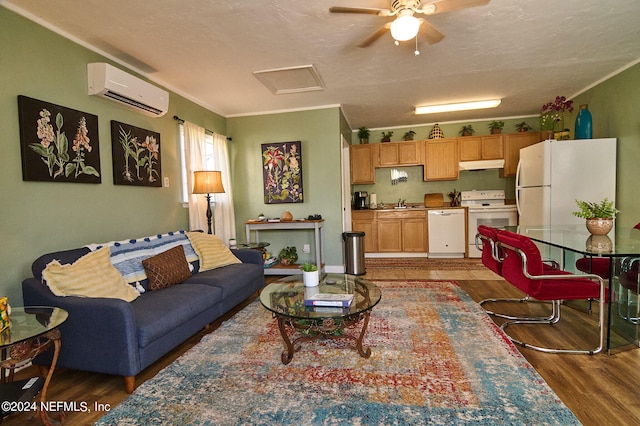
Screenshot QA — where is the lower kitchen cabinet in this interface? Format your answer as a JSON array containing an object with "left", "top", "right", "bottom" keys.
[
  {"left": 351, "top": 210, "right": 377, "bottom": 252},
  {"left": 352, "top": 210, "right": 427, "bottom": 253}
]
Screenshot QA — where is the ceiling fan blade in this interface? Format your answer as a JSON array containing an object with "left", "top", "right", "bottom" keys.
[
  {"left": 423, "top": 0, "right": 490, "bottom": 15},
  {"left": 358, "top": 23, "right": 391, "bottom": 48},
  {"left": 419, "top": 19, "right": 445, "bottom": 44},
  {"left": 329, "top": 6, "right": 389, "bottom": 16}
]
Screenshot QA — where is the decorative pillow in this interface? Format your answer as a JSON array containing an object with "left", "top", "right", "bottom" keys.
[
  {"left": 187, "top": 232, "right": 241, "bottom": 272},
  {"left": 142, "top": 245, "right": 192, "bottom": 291},
  {"left": 42, "top": 246, "right": 139, "bottom": 302},
  {"left": 86, "top": 230, "right": 198, "bottom": 285}
]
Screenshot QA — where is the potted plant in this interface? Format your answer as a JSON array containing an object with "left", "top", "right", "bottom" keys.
[
  {"left": 381, "top": 131, "right": 393, "bottom": 142},
  {"left": 540, "top": 95, "right": 574, "bottom": 140},
  {"left": 515, "top": 121, "right": 532, "bottom": 132},
  {"left": 572, "top": 198, "right": 619, "bottom": 235},
  {"left": 488, "top": 121, "right": 505, "bottom": 134},
  {"left": 277, "top": 246, "right": 298, "bottom": 266},
  {"left": 403, "top": 130, "right": 416, "bottom": 141},
  {"left": 300, "top": 262, "right": 319, "bottom": 287},
  {"left": 357, "top": 127, "right": 370, "bottom": 144},
  {"left": 459, "top": 125, "right": 475, "bottom": 136}
]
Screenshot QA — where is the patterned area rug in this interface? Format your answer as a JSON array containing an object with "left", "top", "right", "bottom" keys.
[
  {"left": 97, "top": 280, "right": 579, "bottom": 425},
  {"left": 365, "top": 258, "right": 486, "bottom": 270}
]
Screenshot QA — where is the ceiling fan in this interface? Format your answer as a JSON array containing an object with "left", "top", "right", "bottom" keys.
[{"left": 330, "top": 0, "right": 490, "bottom": 47}]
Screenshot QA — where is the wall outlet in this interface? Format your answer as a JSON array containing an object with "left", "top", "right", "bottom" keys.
[
  {"left": 302, "top": 244, "right": 310, "bottom": 253},
  {"left": 163, "top": 177, "right": 170, "bottom": 187}
]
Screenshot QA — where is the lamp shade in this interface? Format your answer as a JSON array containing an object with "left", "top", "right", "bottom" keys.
[
  {"left": 390, "top": 13, "right": 421, "bottom": 42},
  {"left": 193, "top": 171, "right": 225, "bottom": 194}
]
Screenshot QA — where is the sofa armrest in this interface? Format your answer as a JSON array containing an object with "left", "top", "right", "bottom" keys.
[
  {"left": 22, "top": 277, "right": 141, "bottom": 376},
  {"left": 232, "top": 249, "right": 263, "bottom": 266}
]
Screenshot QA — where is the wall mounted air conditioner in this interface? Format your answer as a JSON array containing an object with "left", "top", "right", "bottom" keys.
[{"left": 87, "top": 62, "right": 169, "bottom": 117}]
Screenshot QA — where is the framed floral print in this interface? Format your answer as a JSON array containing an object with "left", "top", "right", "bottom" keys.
[
  {"left": 262, "top": 141, "right": 303, "bottom": 204},
  {"left": 18, "top": 95, "right": 101, "bottom": 183},
  {"left": 111, "top": 121, "right": 161, "bottom": 187}
]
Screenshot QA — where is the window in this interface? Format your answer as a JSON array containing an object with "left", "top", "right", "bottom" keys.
[{"left": 179, "top": 125, "right": 214, "bottom": 203}]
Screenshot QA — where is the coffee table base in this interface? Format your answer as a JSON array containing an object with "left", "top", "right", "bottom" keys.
[{"left": 275, "top": 311, "right": 372, "bottom": 364}]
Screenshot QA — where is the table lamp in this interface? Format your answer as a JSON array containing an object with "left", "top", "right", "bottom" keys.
[{"left": 192, "top": 171, "right": 225, "bottom": 234}]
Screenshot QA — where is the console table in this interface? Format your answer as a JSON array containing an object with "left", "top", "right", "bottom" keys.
[{"left": 245, "top": 220, "right": 325, "bottom": 275}]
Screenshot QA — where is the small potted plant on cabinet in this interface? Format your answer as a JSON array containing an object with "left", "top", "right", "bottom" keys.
[
  {"left": 381, "top": 131, "right": 393, "bottom": 142},
  {"left": 459, "top": 125, "right": 475, "bottom": 136},
  {"left": 572, "top": 198, "right": 619, "bottom": 235},
  {"left": 403, "top": 130, "right": 416, "bottom": 141},
  {"left": 488, "top": 121, "right": 505, "bottom": 134},
  {"left": 357, "top": 127, "right": 370, "bottom": 144},
  {"left": 515, "top": 121, "right": 532, "bottom": 132},
  {"left": 300, "top": 262, "right": 319, "bottom": 287}
]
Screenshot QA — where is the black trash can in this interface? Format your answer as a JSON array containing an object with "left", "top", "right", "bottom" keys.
[{"left": 342, "top": 231, "right": 366, "bottom": 275}]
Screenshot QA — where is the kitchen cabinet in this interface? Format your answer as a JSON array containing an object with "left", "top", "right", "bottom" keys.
[
  {"left": 351, "top": 210, "right": 377, "bottom": 252},
  {"left": 424, "top": 138, "right": 459, "bottom": 181},
  {"left": 378, "top": 141, "right": 422, "bottom": 167},
  {"left": 502, "top": 131, "right": 541, "bottom": 177},
  {"left": 459, "top": 135, "right": 503, "bottom": 161},
  {"left": 350, "top": 144, "right": 377, "bottom": 184},
  {"left": 376, "top": 210, "right": 427, "bottom": 252}
]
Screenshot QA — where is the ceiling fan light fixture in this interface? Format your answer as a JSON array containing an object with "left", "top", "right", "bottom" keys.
[
  {"left": 390, "top": 12, "right": 421, "bottom": 42},
  {"left": 415, "top": 99, "right": 502, "bottom": 115}
]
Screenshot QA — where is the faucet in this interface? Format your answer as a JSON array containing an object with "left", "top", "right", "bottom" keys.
[{"left": 397, "top": 199, "right": 406, "bottom": 208}]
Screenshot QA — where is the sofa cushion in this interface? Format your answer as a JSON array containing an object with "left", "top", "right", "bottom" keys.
[
  {"left": 87, "top": 230, "right": 198, "bottom": 287},
  {"left": 132, "top": 283, "right": 223, "bottom": 348},
  {"left": 143, "top": 246, "right": 192, "bottom": 290},
  {"left": 42, "top": 246, "right": 140, "bottom": 302},
  {"left": 187, "top": 232, "right": 241, "bottom": 272},
  {"left": 184, "top": 263, "right": 264, "bottom": 298}
]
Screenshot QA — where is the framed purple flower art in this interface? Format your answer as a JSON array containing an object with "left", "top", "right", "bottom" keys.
[
  {"left": 18, "top": 95, "right": 101, "bottom": 183},
  {"left": 262, "top": 141, "right": 303, "bottom": 204},
  {"left": 111, "top": 121, "right": 161, "bottom": 187}
]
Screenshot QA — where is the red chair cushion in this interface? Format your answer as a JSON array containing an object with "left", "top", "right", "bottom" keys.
[
  {"left": 497, "top": 230, "right": 600, "bottom": 301},
  {"left": 576, "top": 257, "right": 611, "bottom": 279},
  {"left": 477, "top": 225, "right": 501, "bottom": 275}
]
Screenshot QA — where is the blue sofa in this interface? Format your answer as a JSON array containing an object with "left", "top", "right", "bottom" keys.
[{"left": 22, "top": 233, "right": 264, "bottom": 393}]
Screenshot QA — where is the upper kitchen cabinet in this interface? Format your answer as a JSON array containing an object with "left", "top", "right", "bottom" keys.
[
  {"left": 459, "top": 135, "right": 503, "bottom": 161},
  {"left": 350, "top": 144, "right": 377, "bottom": 184},
  {"left": 502, "top": 132, "right": 541, "bottom": 177},
  {"left": 424, "top": 138, "right": 459, "bottom": 181},
  {"left": 378, "top": 141, "right": 423, "bottom": 167}
]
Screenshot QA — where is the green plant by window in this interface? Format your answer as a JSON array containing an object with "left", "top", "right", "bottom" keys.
[{"left": 572, "top": 198, "right": 618, "bottom": 219}]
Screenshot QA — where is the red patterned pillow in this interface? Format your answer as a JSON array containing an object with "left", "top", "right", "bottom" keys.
[{"left": 142, "top": 245, "right": 192, "bottom": 291}]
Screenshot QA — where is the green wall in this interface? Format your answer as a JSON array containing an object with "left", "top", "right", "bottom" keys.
[
  {"left": 227, "top": 108, "right": 344, "bottom": 267},
  {"left": 0, "top": 8, "right": 225, "bottom": 304},
  {"left": 570, "top": 63, "right": 640, "bottom": 231}
]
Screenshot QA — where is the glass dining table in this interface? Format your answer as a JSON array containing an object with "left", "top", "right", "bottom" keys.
[{"left": 506, "top": 224, "right": 640, "bottom": 353}]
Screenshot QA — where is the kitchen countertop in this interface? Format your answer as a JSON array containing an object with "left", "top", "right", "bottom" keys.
[{"left": 354, "top": 205, "right": 467, "bottom": 212}]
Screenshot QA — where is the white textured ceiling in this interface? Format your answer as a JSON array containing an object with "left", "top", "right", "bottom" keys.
[{"left": 4, "top": 0, "right": 640, "bottom": 130}]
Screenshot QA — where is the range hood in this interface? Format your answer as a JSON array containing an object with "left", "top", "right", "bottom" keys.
[{"left": 459, "top": 159, "right": 505, "bottom": 171}]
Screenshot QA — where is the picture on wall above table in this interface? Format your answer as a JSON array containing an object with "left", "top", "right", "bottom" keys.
[
  {"left": 17, "top": 95, "right": 101, "bottom": 183},
  {"left": 111, "top": 121, "right": 161, "bottom": 187},
  {"left": 262, "top": 141, "right": 303, "bottom": 204}
]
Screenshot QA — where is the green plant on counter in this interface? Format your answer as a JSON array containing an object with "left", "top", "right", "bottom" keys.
[
  {"left": 572, "top": 198, "right": 618, "bottom": 219},
  {"left": 299, "top": 262, "right": 318, "bottom": 272}
]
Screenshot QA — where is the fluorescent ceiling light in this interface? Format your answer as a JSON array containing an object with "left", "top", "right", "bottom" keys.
[{"left": 415, "top": 99, "right": 502, "bottom": 115}]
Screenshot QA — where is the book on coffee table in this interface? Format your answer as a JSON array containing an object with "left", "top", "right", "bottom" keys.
[{"left": 304, "top": 293, "right": 354, "bottom": 308}]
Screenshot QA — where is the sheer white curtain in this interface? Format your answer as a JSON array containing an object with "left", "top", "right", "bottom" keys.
[
  {"left": 183, "top": 122, "right": 208, "bottom": 232},
  {"left": 210, "top": 133, "right": 235, "bottom": 244}
]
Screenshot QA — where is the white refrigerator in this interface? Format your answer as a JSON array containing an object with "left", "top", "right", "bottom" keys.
[{"left": 515, "top": 138, "right": 617, "bottom": 227}]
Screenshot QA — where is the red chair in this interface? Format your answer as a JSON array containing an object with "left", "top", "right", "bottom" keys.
[
  {"left": 618, "top": 257, "right": 640, "bottom": 324},
  {"left": 496, "top": 230, "right": 605, "bottom": 354}
]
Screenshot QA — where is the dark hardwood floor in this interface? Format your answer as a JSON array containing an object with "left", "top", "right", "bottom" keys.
[{"left": 2, "top": 268, "right": 639, "bottom": 425}]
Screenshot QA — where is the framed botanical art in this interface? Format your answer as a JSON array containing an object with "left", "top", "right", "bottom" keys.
[
  {"left": 111, "top": 121, "right": 162, "bottom": 187},
  {"left": 262, "top": 141, "right": 303, "bottom": 204},
  {"left": 18, "top": 95, "right": 101, "bottom": 183}
]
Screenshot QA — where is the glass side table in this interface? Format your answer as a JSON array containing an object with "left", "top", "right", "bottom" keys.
[{"left": 0, "top": 306, "right": 68, "bottom": 425}]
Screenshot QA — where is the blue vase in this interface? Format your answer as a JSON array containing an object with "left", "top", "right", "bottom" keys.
[{"left": 575, "top": 104, "right": 592, "bottom": 139}]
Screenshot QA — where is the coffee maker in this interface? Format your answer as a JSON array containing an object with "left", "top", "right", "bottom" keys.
[{"left": 354, "top": 191, "right": 368, "bottom": 210}]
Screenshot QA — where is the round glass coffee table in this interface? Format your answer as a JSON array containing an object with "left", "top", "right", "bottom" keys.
[{"left": 260, "top": 274, "right": 381, "bottom": 364}]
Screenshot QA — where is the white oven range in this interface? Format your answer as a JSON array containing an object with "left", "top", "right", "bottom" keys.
[{"left": 461, "top": 190, "right": 518, "bottom": 258}]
